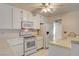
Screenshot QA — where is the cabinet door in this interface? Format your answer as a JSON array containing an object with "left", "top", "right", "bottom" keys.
[
  {"left": 13, "top": 8, "right": 22, "bottom": 29},
  {"left": 22, "top": 10, "right": 33, "bottom": 21},
  {"left": 33, "top": 16, "right": 40, "bottom": 29},
  {"left": 38, "top": 15, "right": 46, "bottom": 23},
  {"left": 22, "top": 10, "right": 34, "bottom": 28},
  {"left": 9, "top": 44, "right": 23, "bottom": 56},
  {"left": 36, "top": 37, "right": 43, "bottom": 49},
  {"left": 0, "top": 4, "right": 13, "bottom": 29}
]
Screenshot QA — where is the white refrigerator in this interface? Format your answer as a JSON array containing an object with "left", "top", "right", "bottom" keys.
[{"left": 40, "top": 23, "right": 49, "bottom": 49}]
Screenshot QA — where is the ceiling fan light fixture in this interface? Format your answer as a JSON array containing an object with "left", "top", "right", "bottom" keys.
[
  {"left": 40, "top": 8, "right": 47, "bottom": 13},
  {"left": 40, "top": 7, "right": 51, "bottom": 13},
  {"left": 46, "top": 8, "right": 51, "bottom": 12}
]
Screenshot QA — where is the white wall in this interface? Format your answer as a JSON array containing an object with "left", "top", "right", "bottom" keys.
[{"left": 61, "top": 10, "right": 79, "bottom": 35}]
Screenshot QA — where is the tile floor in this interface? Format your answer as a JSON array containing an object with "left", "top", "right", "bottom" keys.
[{"left": 30, "top": 49, "right": 48, "bottom": 56}]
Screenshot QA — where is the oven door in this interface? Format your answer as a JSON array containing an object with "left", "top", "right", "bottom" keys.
[{"left": 25, "top": 37, "right": 36, "bottom": 51}]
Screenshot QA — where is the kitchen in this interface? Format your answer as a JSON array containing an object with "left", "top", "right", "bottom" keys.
[
  {"left": 0, "top": 3, "right": 79, "bottom": 56},
  {"left": 0, "top": 3, "right": 49, "bottom": 56}
]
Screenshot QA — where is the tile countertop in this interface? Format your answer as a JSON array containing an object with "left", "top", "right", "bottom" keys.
[
  {"left": 49, "top": 36, "right": 79, "bottom": 49},
  {"left": 49, "top": 39, "right": 71, "bottom": 49},
  {"left": 71, "top": 36, "right": 79, "bottom": 44}
]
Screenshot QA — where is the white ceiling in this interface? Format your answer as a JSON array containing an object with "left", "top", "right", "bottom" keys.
[{"left": 7, "top": 3, "right": 79, "bottom": 16}]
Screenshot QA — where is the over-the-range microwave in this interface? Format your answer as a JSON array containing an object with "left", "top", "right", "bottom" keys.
[{"left": 22, "top": 21, "right": 33, "bottom": 29}]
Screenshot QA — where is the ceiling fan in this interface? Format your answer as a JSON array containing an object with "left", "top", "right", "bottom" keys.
[
  {"left": 37, "top": 3, "right": 63, "bottom": 8},
  {"left": 34, "top": 3, "right": 63, "bottom": 13}
]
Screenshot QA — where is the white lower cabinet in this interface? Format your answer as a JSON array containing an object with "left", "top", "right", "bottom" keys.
[
  {"left": 36, "top": 37, "right": 43, "bottom": 49},
  {"left": 6, "top": 37, "right": 23, "bottom": 56},
  {"left": 48, "top": 45, "right": 71, "bottom": 56},
  {"left": 9, "top": 44, "right": 23, "bottom": 56},
  {"left": 71, "top": 43, "right": 79, "bottom": 56}
]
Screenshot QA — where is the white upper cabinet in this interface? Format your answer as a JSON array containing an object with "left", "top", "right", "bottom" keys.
[
  {"left": 33, "top": 15, "right": 40, "bottom": 29},
  {"left": 22, "top": 13, "right": 41, "bottom": 29},
  {"left": 0, "top": 4, "right": 13, "bottom": 29},
  {"left": 13, "top": 7, "right": 22, "bottom": 29},
  {"left": 38, "top": 15, "right": 45, "bottom": 23},
  {"left": 22, "top": 10, "right": 33, "bottom": 21},
  {"left": 22, "top": 10, "right": 34, "bottom": 28},
  {"left": 0, "top": 4, "right": 43, "bottom": 29}
]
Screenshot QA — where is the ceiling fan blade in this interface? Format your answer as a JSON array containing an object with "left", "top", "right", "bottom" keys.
[
  {"left": 48, "top": 5, "right": 64, "bottom": 8},
  {"left": 30, "top": 6, "right": 45, "bottom": 8}
]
